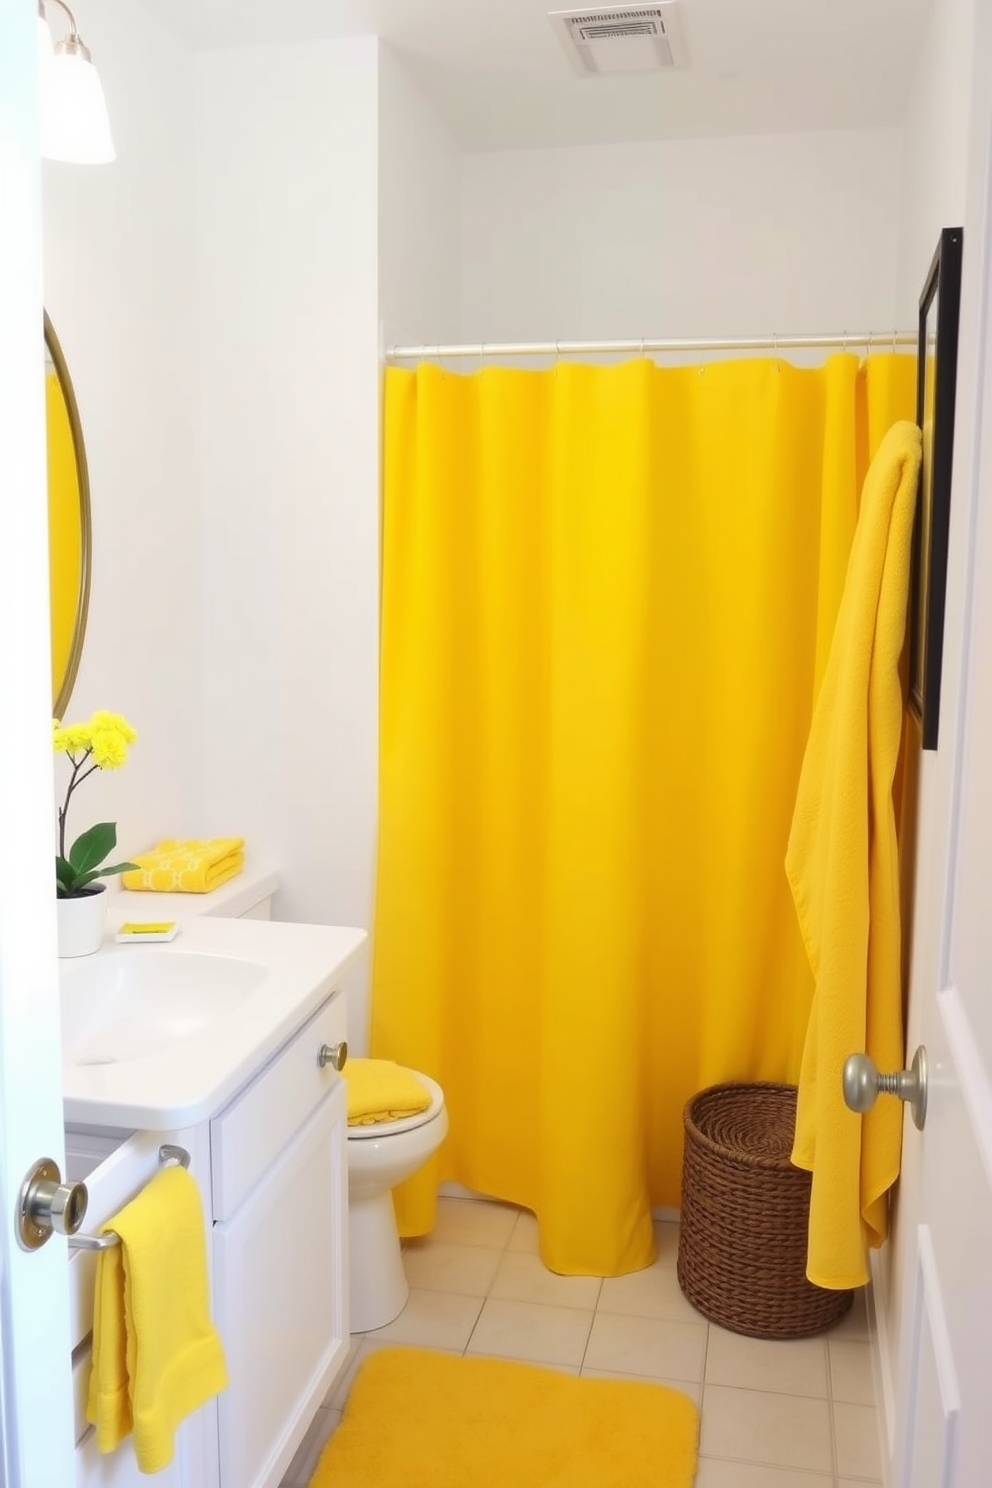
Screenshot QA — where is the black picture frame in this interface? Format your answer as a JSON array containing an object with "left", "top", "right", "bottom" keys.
[{"left": 908, "top": 226, "right": 963, "bottom": 750}]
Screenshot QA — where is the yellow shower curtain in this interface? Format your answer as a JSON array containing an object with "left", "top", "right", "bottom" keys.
[{"left": 373, "top": 353, "right": 915, "bottom": 1277}]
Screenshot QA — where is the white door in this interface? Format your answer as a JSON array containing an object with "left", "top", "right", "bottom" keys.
[
  {"left": 0, "top": 0, "right": 77, "bottom": 1482},
  {"left": 893, "top": 12, "right": 992, "bottom": 1483}
]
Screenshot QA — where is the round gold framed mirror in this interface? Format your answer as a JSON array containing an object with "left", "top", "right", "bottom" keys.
[{"left": 45, "top": 311, "right": 91, "bottom": 720}]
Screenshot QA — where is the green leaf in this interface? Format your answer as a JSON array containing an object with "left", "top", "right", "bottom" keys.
[
  {"left": 55, "top": 855, "right": 77, "bottom": 892},
  {"left": 69, "top": 862, "right": 139, "bottom": 893},
  {"left": 61, "top": 873, "right": 105, "bottom": 893},
  {"left": 68, "top": 822, "right": 118, "bottom": 875}
]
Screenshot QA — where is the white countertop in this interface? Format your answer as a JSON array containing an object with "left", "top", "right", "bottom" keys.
[
  {"left": 61, "top": 915, "right": 367, "bottom": 1131},
  {"left": 106, "top": 861, "right": 281, "bottom": 927}
]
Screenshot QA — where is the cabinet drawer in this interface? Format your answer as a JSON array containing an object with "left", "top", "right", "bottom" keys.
[{"left": 210, "top": 992, "right": 346, "bottom": 1221}]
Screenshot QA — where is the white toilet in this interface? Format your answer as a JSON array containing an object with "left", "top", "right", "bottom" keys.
[{"left": 346, "top": 1070, "right": 448, "bottom": 1332}]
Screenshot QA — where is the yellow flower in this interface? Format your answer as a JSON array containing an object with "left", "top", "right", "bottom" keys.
[
  {"left": 90, "top": 710, "right": 138, "bottom": 745},
  {"left": 53, "top": 721, "right": 94, "bottom": 754},
  {"left": 89, "top": 727, "right": 130, "bottom": 770}
]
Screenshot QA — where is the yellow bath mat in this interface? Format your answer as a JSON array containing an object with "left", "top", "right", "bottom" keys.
[{"left": 309, "top": 1346, "right": 699, "bottom": 1488}]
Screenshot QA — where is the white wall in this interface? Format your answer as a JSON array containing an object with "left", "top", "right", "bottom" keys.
[
  {"left": 378, "top": 44, "right": 462, "bottom": 350},
  {"left": 195, "top": 41, "right": 459, "bottom": 1049},
  {"left": 195, "top": 37, "right": 380, "bottom": 972},
  {"left": 895, "top": 0, "right": 975, "bottom": 318},
  {"left": 42, "top": 0, "right": 202, "bottom": 859},
  {"left": 461, "top": 129, "right": 904, "bottom": 342},
  {"left": 373, "top": 49, "right": 462, "bottom": 1053}
]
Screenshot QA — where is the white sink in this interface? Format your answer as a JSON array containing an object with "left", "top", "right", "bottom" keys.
[
  {"left": 60, "top": 917, "right": 368, "bottom": 1130},
  {"left": 60, "top": 950, "right": 267, "bottom": 1064}
]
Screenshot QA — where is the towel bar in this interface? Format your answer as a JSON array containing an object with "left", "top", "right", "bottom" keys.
[{"left": 68, "top": 1144, "right": 191, "bottom": 1252}]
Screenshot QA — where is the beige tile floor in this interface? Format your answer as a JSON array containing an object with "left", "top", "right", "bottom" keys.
[{"left": 280, "top": 1196, "right": 883, "bottom": 1488}]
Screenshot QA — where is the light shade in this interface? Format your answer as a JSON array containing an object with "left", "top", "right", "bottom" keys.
[
  {"left": 41, "top": 37, "right": 115, "bottom": 164},
  {"left": 37, "top": 7, "right": 55, "bottom": 64}
]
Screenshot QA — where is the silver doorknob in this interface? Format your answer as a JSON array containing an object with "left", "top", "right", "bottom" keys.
[
  {"left": 842, "top": 1046, "right": 928, "bottom": 1130},
  {"left": 17, "top": 1157, "right": 89, "bottom": 1251},
  {"left": 318, "top": 1040, "right": 348, "bottom": 1071}
]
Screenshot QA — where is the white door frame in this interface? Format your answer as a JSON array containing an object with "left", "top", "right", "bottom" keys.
[{"left": 0, "top": 0, "right": 77, "bottom": 1479}]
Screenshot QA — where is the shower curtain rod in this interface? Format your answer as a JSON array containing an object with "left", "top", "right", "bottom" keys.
[{"left": 385, "top": 332, "right": 918, "bottom": 361}]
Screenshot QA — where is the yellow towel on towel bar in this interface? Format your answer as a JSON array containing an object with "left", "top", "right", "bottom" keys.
[
  {"left": 86, "top": 1165, "right": 228, "bottom": 1472},
  {"left": 122, "top": 837, "right": 245, "bottom": 893},
  {"left": 786, "top": 420, "right": 922, "bottom": 1291},
  {"left": 344, "top": 1058, "right": 432, "bottom": 1125}
]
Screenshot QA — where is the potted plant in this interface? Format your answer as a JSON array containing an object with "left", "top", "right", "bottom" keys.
[{"left": 53, "top": 711, "right": 138, "bottom": 957}]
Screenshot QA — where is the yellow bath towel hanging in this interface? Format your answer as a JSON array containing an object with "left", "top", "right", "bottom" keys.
[
  {"left": 344, "top": 1058, "right": 432, "bottom": 1125},
  {"left": 122, "top": 837, "right": 245, "bottom": 893},
  {"left": 86, "top": 1165, "right": 228, "bottom": 1472},
  {"left": 786, "top": 419, "right": 922, "bottom": 1290}
]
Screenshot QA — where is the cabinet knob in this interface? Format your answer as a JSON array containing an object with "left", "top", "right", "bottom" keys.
[{"left": 318, "top": 1040, "right": 348, "bottom": 1072}]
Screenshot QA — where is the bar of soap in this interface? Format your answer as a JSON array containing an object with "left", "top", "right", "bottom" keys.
[{"left": 114, "top": 922, "right": 179, "bottom": 943}]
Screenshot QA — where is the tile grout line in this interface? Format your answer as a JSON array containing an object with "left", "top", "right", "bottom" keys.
[
  {"left": 699, "top": 1315, "right": 711, "bottom": 1424},
  {"left": 575, "top": 1278, "right": 600, "bottom": 1374},
  {"left": 574, "top": 1273, "right": 598, "bottom": 1375},
  {"left": 826, "top": 1328, "right": 841, "bottom": 1488},
  {"left": 467, "top": 1202, "right": 504, "bottom": 1358},
  {"left": 460, "top": 1293, "right": 487, "bottom": 1357},
  {"left": 696, "top": 1452, "right": 835, "bottom": 1479},
  {"left": 589, "top": 1270, "right": 605, "bottom": 1350},
  {"left": 695, "top": 1376, "right": 849, "bottom": 1401}
]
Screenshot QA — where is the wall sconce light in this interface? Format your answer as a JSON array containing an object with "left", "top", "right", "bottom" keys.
[{"left": 39, "top": 0, "right": 115, "bottom": 164}]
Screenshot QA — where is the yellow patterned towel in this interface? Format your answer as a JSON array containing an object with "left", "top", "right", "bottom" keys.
[
  {"left": 86, "top": 1166, "right": 228, "bottom": 1473},
  {"left": 344, "top": 1059, "right": 432, "bottom": 1125},
  {"left": 122, "top": 838, "right": 245, "bottom": 894}
]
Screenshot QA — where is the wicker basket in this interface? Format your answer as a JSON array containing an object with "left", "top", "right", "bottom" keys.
[{"left": 676, "top": 1082, "right": 853, "bottom": 1339}]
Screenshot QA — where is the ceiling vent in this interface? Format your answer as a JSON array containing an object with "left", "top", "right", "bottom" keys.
[{"left": 550, "top": 4, "right": 686, "bottom": 77}]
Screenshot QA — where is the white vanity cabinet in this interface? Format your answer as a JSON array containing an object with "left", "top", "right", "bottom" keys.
[
  {"left": 211, "top": 992, "right": 349, "bottom": 1488},
  {"left": 66, "top": 980, "right": 350, "bottom": 1488}
]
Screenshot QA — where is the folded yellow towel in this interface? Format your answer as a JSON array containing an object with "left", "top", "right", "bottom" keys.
[
  {"left": 86, "top": 1166, "right": 228, "bottom": 1472},
  {"left": 786, "top": 420, "right": 922, "bottom": 1290},
  {"left": 122, "top": 838, "right": 245, "bottom": 894},
  {"left": 344, "top": 1058, "right": 432, "bottom": 1125}
]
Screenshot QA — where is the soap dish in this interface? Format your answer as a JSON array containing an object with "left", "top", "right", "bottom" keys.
[{"left": 114, "top": 922, "right": 179, "bottom": 943}]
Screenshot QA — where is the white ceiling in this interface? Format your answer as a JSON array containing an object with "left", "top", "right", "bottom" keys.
[{"left": 155, "top": 0, "right": 933, "bottom": 151}]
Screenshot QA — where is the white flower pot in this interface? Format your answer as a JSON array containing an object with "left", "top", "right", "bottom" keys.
[{"left": 56, "top": 884, "right": 108, "bottom": 958}]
